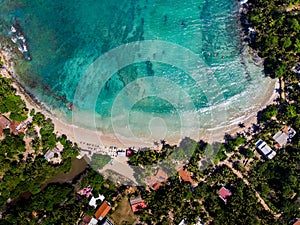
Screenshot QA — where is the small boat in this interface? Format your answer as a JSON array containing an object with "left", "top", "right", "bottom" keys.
[
  {"left": 66, "top": 102, "right": 73, "bottom": 111},
  {"left": 23, "top": 43, "right": 28, "bottom": 52},
  {"left": 248, "top": 27, "right": 255, "bottom": 33},
  {"left": 25, "top": 55, "right": 32, "bottom": 61},
  {"left": 11, "top": 26, "right": 17, "bottom": 33},
  {"left": 18, "top": 45, "right": 24, "bottom": 53},
  {"left": 17, "top": 34, "right": 26, "bottom": 42},
  {"left": 11, "top": 37, "right": 17, "bottom": 43},
  {"left": 240, "top": 0, "right": 248, "bottom": 4}
]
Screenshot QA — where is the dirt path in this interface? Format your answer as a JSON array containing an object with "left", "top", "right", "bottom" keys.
[
  {"left": 286, "top": 4, "right": 300, "bottom": 12},
  {"left": 219, "top": 161, "right": 280, "bottom": 218},
  {"left": 100, "top": 157, "right": 138, "bottom": 185}
]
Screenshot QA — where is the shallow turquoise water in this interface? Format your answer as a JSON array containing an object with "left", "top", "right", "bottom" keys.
[{"left": 0, "top": 0, "right": 275, "bottom": 142}]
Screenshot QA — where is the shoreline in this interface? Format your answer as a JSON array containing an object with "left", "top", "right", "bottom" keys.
[
  {"left": 0, "top": 13, "right": 279, "bottom": 150},
  {"left": 0, "top": 49, "right": 159, "bottom": 150},
  {"left": 0, "top": 47, "right": 278, "bottom": 149},
  {"left": 0, "top": 1, "right": 279, "bottom": 150}
]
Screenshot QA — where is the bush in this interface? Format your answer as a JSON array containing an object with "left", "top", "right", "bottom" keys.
[
  {"left": 90, "top": 154, "right": 111, "bottom": 171},
  {"left": 260, "top": 105, "right": 278, "bottom": 122}
]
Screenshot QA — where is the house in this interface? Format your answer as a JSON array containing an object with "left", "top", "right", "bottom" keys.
[
  {"left": 15, "top": 121, "right": 28, "bottom": 132},
  {"left": 88, "top": 218, "right": 98, "bottom": 225},
  {"left": 80, "top": 215, "right": 92, "bottom": 225},
  {"left": 0, "top": 115, "right": 11, "bottom": 136},
  {"left": 77, "top": 187, "right": 93, "bottom": 198},
  {"left": 219, "top": 187, "right": 232, "bottom": 203},
  {"left": 151, "top": 182, "right": 163, "bottom": 190},
  {"left": 240, "top": 0, "right": 248, "bottom": 4},
  {"left": 292, "top": 63, "right": 300, "bottom": 74},
  {"left": 100, "top": 218, "right": 114, "bottom": 225},
  {"left": 94, "top": 201, "right": 111, "bottom": 221},
  {"left": 194, "top": 218, "right": 205, "bottom": 225},
  {"left": 178, "top": 166, "right": 197, "bottom": 186},
  {"left": 130, "top": 197, "right": 147, "bottom": 212},
  {"left": 194, "top": 221, "right": 204, "bottom": 225},
  {"left": 89, "top": 194, "right": 105, "bottom": 208},
  {"left": 44, "top": 148, "right": 59, "bottom": 161},
  {"left": 178, "top": 219, "right": 187, "bottom": 225},
  {"left": 145, "top": 168, "right": 168, "bottom": 190},
  {"left": 273, "top": 126, "right": 296, "bottom": 148},
  {"left": 117, "top": 151, "right": 126, "bottom": 157},
  {"left": 0, "top": 115, "right": 28, "bottom": 136},
  {"left": 255, "top": 139, "right": 276, "bottom": 159},
  {"left": 131, "top": 201, "right": 147, "bottom": 212},
  {"left": 293, "top": 219, "right": 300, "bottom": 225},
  {"left": 126, "top": 149, "right": 134, "bottom": 157},
  {"left": 9, "top": 121, "right": 23, "bottom": 135}
]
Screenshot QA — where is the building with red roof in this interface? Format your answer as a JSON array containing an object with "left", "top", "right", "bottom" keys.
[
  {"left": 94, "top": 201, "right": 111, "bottom": 221},
  {"left": 10, "top": 121, "right": 22, "bottom": 135},
  {"left": 126, "top": 149, "right": 134, "bottom": 157},
  {"left": 293, "top": 219, "right": 300, "bottom": 225},
  {"left": 178, "top": 166, "right": 197, "bottom": 186},
  {"left": 0, "top": 114, "right": 28, "bottom": 137},
  {"left": 0, "top": 115, "right": 11, "bottom": 136},
  {"left": 219, "top": 187, "right": 232, "bottom": 203},
  {"left": 145, "top": 168, "right": 168, "bottom": 190},
  {"left": 130, "top": 197, "right": 147, "bottom": 212},
  {"left": 131, "top": 201, "right": 147, "bottom": 212},
  {"left": 80, "top": 215, "right": 92, "bottom": 225},
  {"left": 151, "top": 182, "right": 163, "bottom": 190}
]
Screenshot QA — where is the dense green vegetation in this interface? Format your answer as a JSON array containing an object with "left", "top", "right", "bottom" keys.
[
  {"left": 245, "top": 0, "right": 300, "bottom": 127},
  {"left": 2, "top": 183, "right": 80, "bottom": 224},
  {"left": 248, "top": 148, "right": 300, "bottom": 219},
  {"left": 137, "top": 165, "right": 276, "bottom": 225},
  {"left": 129, "top": 144, "right": 175, "bottom": 166},
  {"left": 0, "top": 112, "right": 79, "bottom": 210},
  {"left": 0, "top": 77, "right": 28, "bottom": 121},
  {"left": 242, "top": 1, "right": 300, "bottom": 222},
  {"left": 79, "top": 169, "right": 118, "bottom": 202},
  {"left": 90, "top": 153, "right": 112, "bottom": 170},
  {"left": 139, "top": 176, "right": 204, "bottom": 224},
  {"left": 1, "top": 169, "right": 119, "bottom": 224},
  {"left": 203, "top": 166, "right": 276, "bottom": 225},
  {"left": 246, "top": 0, "right": 300, "bottom": 79},
  {"left": 0, "top": 74, "right": 81, "bottom": 221}
]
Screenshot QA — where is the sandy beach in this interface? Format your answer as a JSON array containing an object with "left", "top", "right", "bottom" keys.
[
  {"left": 0, "top": 49, "right": 279, "bottom": 151},
  {"left": 0, "top": 50, "right": 158, "bottom": 150}
]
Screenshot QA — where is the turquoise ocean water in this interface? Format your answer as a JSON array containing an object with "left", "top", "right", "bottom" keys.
[{"left": 0, "top": 0, "right": 275, "bottom": 142}]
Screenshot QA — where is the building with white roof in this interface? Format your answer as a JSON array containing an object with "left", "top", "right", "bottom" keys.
[
  {"left": 273, "top": 126, "right": 296, "bottom": 148},
  {"left": 88, "top": 218, "right": 98, "bottom": 225},
  {"left": 89, "top": 194, "right": 105, "bottom": 208},
  {"left": 255, "top": 139, "right": 276, "bottom": 159}
]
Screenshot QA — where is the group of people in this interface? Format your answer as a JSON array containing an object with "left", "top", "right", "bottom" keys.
[{"left": 202, "top": 51, "right": 225, "bottom": 59}]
